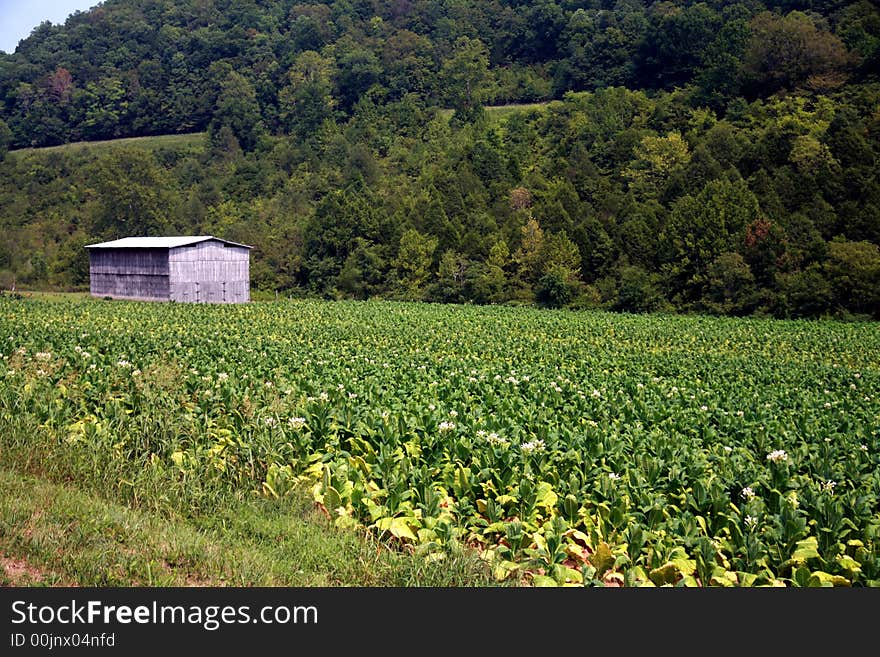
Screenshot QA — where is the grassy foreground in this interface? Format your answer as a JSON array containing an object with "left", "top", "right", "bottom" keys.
[{"left": 0, "top": 468, "right": 493, "bottom": 587}]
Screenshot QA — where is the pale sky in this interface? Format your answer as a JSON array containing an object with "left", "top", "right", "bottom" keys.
[{"left": 0, "top": 1, "right": 100, "bottom": 54}]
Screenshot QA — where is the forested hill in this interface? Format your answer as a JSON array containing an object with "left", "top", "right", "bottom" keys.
[
  {"left": 0, "top": 0, "right": 878, "bottom": 319},
  {"left": 2, "top": 0, "right": 878, "bottom": 147}
]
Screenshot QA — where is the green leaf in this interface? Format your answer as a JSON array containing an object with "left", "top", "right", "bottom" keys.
[
  {"left": 495, "top": 494, "right": 517, "bottom": 507},
  {"left": 808, "top": 571, "right": 851, "bottom": 587},
  {"left": 492, "top": 560, "right": 520, "bottom": 582},
  {"left": 531, "top": 574, "right": 559, "bottom": 587},
  {"left": 667, "top": 547, "right": 697, "bottom": 576},
  {"left": 535, "top": 481, "right": 558, "bottom": 510},
  {"left": 589, "top": 541, "right": 616, "bottom": 576},
  {"left": 836, "top": 554, "right": 861, "bottom": 576},
  {"left": 790, "top": 536, "right": 820, "bottom": 564},
  {"left": 323, "top": 485, "right": 342, "bottom": 511},
  {"left": 649, "top": 562, "right": 681, "bottom": 586},
  {"left": 375, "top": 516, "right": 418, "bottom": 541}
]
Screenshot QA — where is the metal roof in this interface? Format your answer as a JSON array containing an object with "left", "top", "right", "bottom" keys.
[{"left": 84, "top": 236, "right": 252, "bottom": 249}]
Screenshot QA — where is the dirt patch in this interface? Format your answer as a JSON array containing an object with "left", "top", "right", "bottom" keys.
[
  {"left": 1, "top": 555, "right": 46, "bottom": 586},
  {"left": 1, "top": 554, "right": 75, "bottom": 587}
]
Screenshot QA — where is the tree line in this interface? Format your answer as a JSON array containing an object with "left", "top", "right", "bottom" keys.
[{"left": 0, "top": 0, "right": 878, "bottom": 319}]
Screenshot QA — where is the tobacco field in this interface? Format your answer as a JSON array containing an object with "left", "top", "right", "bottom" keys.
[{"left": 1, "top": 295, "right": 878, "bottom": 586}]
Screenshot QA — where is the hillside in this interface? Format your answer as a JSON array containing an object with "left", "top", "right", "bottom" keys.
[{"left": 0, "top": 0, "right": 878, "bottom": 318}]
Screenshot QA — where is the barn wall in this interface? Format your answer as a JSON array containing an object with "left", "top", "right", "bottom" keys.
[
  {"left": 168, "top": 241, "right": 250, "bottom": 303},
  {"left": 89, "top": 248, "right": 171, "bottom": 300}
]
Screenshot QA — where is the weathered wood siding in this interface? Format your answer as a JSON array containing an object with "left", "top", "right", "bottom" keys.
[
  {"left": 89, "top": 248, "right": 171, "bottom": 300},
  {"left": 168, "top": 240, "right": 250, "bottom": 303}
]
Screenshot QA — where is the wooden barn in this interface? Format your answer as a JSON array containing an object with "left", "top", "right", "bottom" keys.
[{"left": 85, "top": 236, "right": 252, "bottom": 303}]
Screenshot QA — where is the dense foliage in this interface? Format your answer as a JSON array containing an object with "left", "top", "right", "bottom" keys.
[
  {"left": 0, "top": 0, "right": 878, "bottom": 318},
  {"left": 2, "top": 296, "right": 877, "bottom": 586},
  {"left": 2, "top": 0, "right": 878, "bottom": 147}
]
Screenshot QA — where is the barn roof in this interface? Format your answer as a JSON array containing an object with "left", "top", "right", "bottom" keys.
[{"left": 85, "top": 236, "right": 252, "bottom": 249}]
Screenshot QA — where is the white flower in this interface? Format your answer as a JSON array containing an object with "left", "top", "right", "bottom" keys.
[
  {"left": 766, "top": 449, "right": 788, "bottom": 463},
  {"left": 318, "top": 392, "right": 329, "bottom": 401},
  {"left": 860, "top": 444, "right": 868, "bottom": 452},
  {"left": 700, "top": 405, "right": 708, "bottom": 412},
  {"left": 428, "top": 404, "right": 436, "bottom": 411},
  {"left": 723, "top": 446, "right": 733, "bottom": 453},
  {"left": 438, "top": 421, "right": 456, "bottom": 432},
  {"left": 217, "top": 372, "right": 229, "bottom": 381},
  {"left": 608, "top": 472, "right": 621, "bottom": 481},
  {"left": 287, "top": 417, "right": 306, "bottom": 430},
  {"left": 745, "top": 515, "right": 758, "bottom": 529},
  {"left": 591, "top": 389, "right": 601, "bottom": 398},
  {"left": 35, "top": 351, "right": 52, "bottom": 360},
  {"left": 824, "top": 402, "right": 832, "bottom": 409},
  {"left": 264, "top": 417, "right": 277, "bottom": 427},
  {"left": 741, "top": 486, "right": 755, "bottom": 500},
  {"left": 736, "top": 410, "right": 744, "bottom": 417},
  {"left": 264, "top": 381, "right": 273, "bottom": 388},
  {"left": 449, "top": 410, "right": 458, "bottom": 417},
  {"left": 117, "top": 359, "right": 131, "bottom": 368},
  {"left": 520, "top": 439, "right": 545, "bottom": 454},
  {"left": 820, "top": 480, "right": 837, "bottom": 493}
]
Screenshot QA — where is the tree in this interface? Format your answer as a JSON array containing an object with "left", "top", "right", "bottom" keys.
[
  {"left": 440, "top": 37, "right": 493, "bottom": 125},
  {"left": 278, "top": 51, "right": 336, "bottom": 141},
  {"left": 614, "top": 264, "right": 665, "bottom": 313},
  {"left": 80, "top": 76, "right": 129, "bottom": 141},
  {"left": 209, "top": 69, "right": 265, "bottom": 152},
  {"left": 663, "top": 178, "right": 760, "bottom": 302},
  {"left": 825, "top": 240, "right": 880, "bottom": 318},
  {"left": 776, "top": 266, "right": 833, "bottom": 319},
  {"left": 512, "top": 217, "right": 545, "bottom": 293},
  {"left": 336, "top": 238, "right": 388, "bottom": 299},
  {"left": 90, "top": 149, "right": 177, "bottom": 238},
  {"left": 0, "top": 119, "right": 11, "bottom": 160},
  {"left": 335, "top": 47, "right": 383, "bottom": 114},
  {"left": 623, "top": 131, "right": 692, "bottom": 200},
  {"left": 739, "top": 12, "right": 854, "bottom": 97},
  {"left": 742, "top": 217, "right": 787, "bottom": 289},
  {"left": 705, "top": 252, "right": 756, "bottom": 315},
  {"left": 393, "top": 229, "right": 438, "bottom": 300},
  {"left": 434, "top": 250, "right": 469, "bottom": 303}
]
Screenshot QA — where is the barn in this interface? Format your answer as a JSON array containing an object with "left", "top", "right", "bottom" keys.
[{"left": 85, "top": 236, "right": 252, "bottom": 303}]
